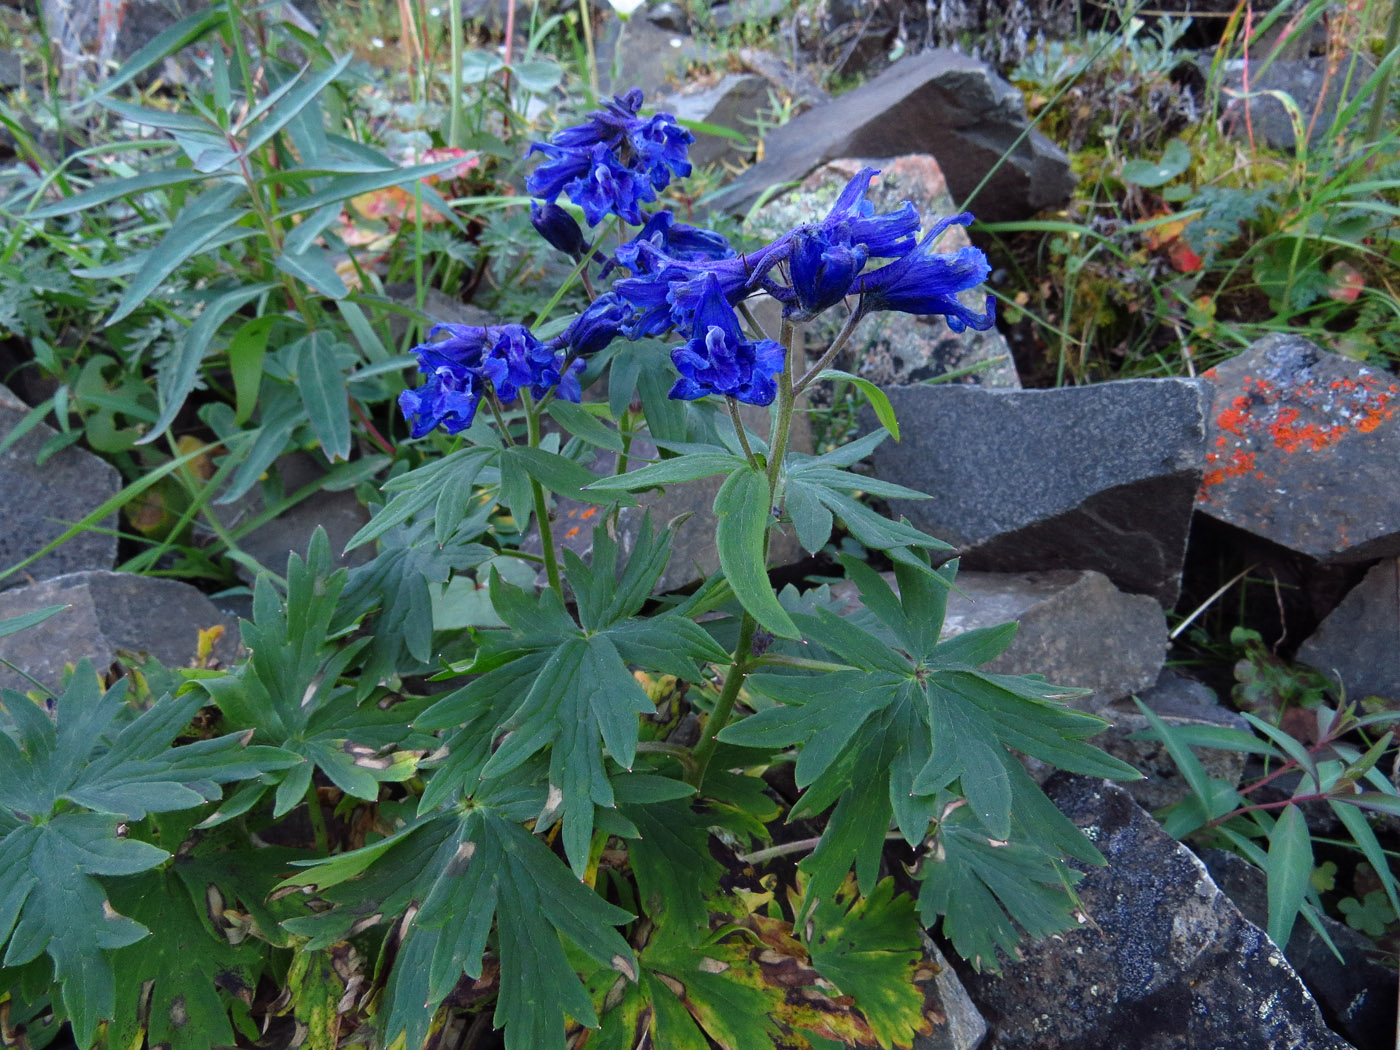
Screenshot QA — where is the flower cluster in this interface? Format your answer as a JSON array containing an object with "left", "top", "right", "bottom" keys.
[
  {"left": 526, "top": 89, "right": 695, "bottom": 226},
  {"left": 397, "top": 323, "right": 587, "bottom": 437},
  {"left": 401, "top": 89, "right": 998, "bottom": 437}
]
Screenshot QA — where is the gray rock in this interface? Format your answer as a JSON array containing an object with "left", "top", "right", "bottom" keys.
[
  {"left": 205, "top": 452, "right": 372, "bottom": 582},
  {"left": 1096, "top": 671, "right": 1250, "bottom": 811},
  {"left": 747, "top": 155, "right": 1019, "bottom": 390},
  {"left": 645, "top": 2, "right": 690, "bottom": 33},
  {"left": 914, "top": 932, "right": 988, "bottom": 1050},
  {"left": 1196, "top": 335, "right": 1400, "bottom": 563},
  {"left": 737, "top": 47, "right": 830, "bottom": 111},
  {"left": 960, "top": 775, "right": 1356, "bottom": 1050},
  {"left": 833, "top": 568, "right": 1167, "bottom": 713},
  {"left": 0, "top": 571, "right": 241, "bottom": 693},
  {"left": 1297, "top": 559, "right": 1400, "bottom": 708},
  {"left": 597, "top": 17, "right": 708, "bottom": 98},
  {"left": 0, "top": 382, "right": 120, "bottom": 586},
  {"left": 1200, "top": 848, "right": 1395, "bottom": 1050},
  {"left": 1215, "top": 55, "right": 1354, "bottom": 150},
  {"left": 661, "top": 73, "right": 767, "bottom": 171},
  {"left": 866, "top": 379, "right": 1206, "bottom": 606},
  {"left": 709, "top": 49, "right": 1075, "bottom": 223}
]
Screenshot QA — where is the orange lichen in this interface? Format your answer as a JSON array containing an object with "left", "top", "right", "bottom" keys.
[{"left": 565, "top": 526, "right": 580, "bottom": 539}]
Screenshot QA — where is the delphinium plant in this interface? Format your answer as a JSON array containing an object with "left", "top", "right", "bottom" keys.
[
  {"left": 275, "top": 88, "right": 1140, "bottom": 1048},
  {"left": 0, "top": 88, "right": 1141, "bottom": 1049}
]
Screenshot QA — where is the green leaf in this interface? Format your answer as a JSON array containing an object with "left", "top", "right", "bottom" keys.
[
  {"left": 1121, "top": 138, "right": 1191, "bottom": 187},
  {"left": 293, "top": 331, "right": 353, "bottom": 461},
  {"left": 620, "top": 798, "right": 723, "bottom": 935},
  {"left": 108, "top": 184, "right": 251, "bottom": 325},
  {"left": 23, "top": 167, "right": 209, "bottom": 219},
  {"left": 505, "top": 445, "right": 611, "bottom": 503},
  {"left": 137, "top": 282, "right": 276, "bottom": 445},
  {"left": 714, "top": 467, "right": 799, "bottom": 639},
  {"left": 1265, "top": 803, "right": 1312, "bottom": 951},
  {"left": 275, "top": 245, "right": 349, "bottom": 299},
  {"left": 584, "top": 451, "right": 745, "bottom": 492},
  {"left": 547, "top": 400, "right": 623, "bottom": 451},
  {"left": 807, "top": 877, "right": 925, "bottom": 1049},
  {"left": 0, "top": 604, "right": 67, "bottom": 639},
  {"left": 816, "top": 369, "right": 900, "bottom": 441}
]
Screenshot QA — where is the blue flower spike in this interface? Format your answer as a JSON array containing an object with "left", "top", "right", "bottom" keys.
[{"left": 669, "top": 272, "right": 786, "bottom": 406}]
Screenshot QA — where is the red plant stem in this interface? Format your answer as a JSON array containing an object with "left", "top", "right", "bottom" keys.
[
  {"left": 1209, "top": 791, "right": 1336, "bottom": 827},
  {"left": 353, "top": 399, "right": 396, "bottom": 456}
]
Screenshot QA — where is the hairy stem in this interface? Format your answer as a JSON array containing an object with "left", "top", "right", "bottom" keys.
[
  {"left": 727, "top": 397, "right": 759, "bottom": 469},
  {"left": 794, "top": 303, "right": 865, "bottom": 393}
]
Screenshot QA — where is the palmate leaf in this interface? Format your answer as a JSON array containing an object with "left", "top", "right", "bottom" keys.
[
  {"left": 280, "top": 803, "right": 636, "bottom": 1050},
  {"left": 0, "top": 667, "right": 294, "bottom": 1047},
  {"left": 416, "top": 520, "right": 727, "bottom": 874},
  {"left": 199, "top": 529, "right": 438, "bottom": 815},
  {"left": 104, "top": 867, "right": 266, "bottom": 1050},
  {"left": 807, "top": 877, "right": 926, "bottom": 1050},
  {"left": 719, "top": 555, "right": 1136, "bottom": 929}
]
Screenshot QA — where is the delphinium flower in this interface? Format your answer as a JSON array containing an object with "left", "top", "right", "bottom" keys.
[
  {"left": 525, "top": 89, "right": 695, "bottom": 228},
  {"left": 853, "top": 211, "right": 997, "bottom": 332},
  {"left": 398, "top": 323, "right": 586, "bottom": 437},
  {"left": 668, "top": 272, "right": 785, "bottom": 406}
]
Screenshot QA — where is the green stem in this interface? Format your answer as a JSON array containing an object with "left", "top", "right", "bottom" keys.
[
  {"left": 579, "top": 0, "right": 598, "bottom": 97},
  {"left": 794, "top": 304, "right": 864, "bottom": 393},
  {"left": 687, "top": 612, "right": 757, "bottom": 788},
  {"left": 304, "top": 781, "right": 330, "bottom": 854},
  {"left": 765, "top": 320, "right": 798, "bottom": 496},
  {"left": 1365, "top": 0, "right": 1400, "bottom": 145},
  {"left": 635, "top": 740, "right": 698, "bottom": 776},
  {"left": 448, "top": 0, "right": 465, "bottom": 148},
  {"left": 524, "top": 395, "right": 563, "bottom": 595},
  {"left": 726, "top": 397, "right": 759, "bottom": 469}
]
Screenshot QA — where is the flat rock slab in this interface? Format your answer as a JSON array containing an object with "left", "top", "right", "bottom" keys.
[
  {"left": 866, "top": 379, "right": 1206, "bottom": 606},
  {"left": 1196, "top": 335, "right": 1400, "bottom": 562},
  {"left": 1201, "top": 848, "right": 1395, "bottom": 1050},
  {"left": 1297, "top": 558, "right": 1400, "bottom": 707},
  {"left": 833, "top": 568, "right": 1166, "bottom": 713},
  {"left": 960, "top": 775, "right": 1356, "bottom": 1050},
  {"left": 0, "top": 571, "right": 241, "bottom": 693},
  {"left": 748, "top": 156, "right": 1019, "bottom": 390},
  {"left": 0, "top": 383, "right": 119, "bottom": 586},
  {"left": 709, "top": 48, "right": 1074, "bottom": 223}
]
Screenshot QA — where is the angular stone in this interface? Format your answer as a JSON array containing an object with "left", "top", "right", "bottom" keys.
[
  {"left": 1096, "top": 670, "right": 1249, "bottom": 811},
  {"left": 913, "top": 932, "right": 987, "bottom": 1050},
  {"left": 205, "top": 452, "right": 372, "bottom": 582},
  {"left": 1200, "top": 848, "right": 1396, "bottom": 1050},
  {"left": 747, "top": 156, "right": 1019, "bottom": 390},
  {"left": 661, "top": 73, "right": 767, "bottom": 171},
  {"left": 1196, "top": 335, "right": 1400, "bottom": 563},
  {"left": 0, "top": 382, "right": 120, "bottom": 586},
  {"left": 597, "top": 18, "right": 709, "bottom": 98},
  {"left": 709, "top": 49, "right": 1075, "bottom": 223},
  {"left": 1215, "top": 56, "right": 1349, "bottom": 151},
  {"left": 1297, "top": 558, "right": 1400, "bottom": 707},
  {"left": 866, "top": 379, "right": 1206, "bottom": 605},
  {"left": 833, "top": 568, "right": 1166, "bottom": 713},
  {"left": 0, "top": 571, "right": 241, "bottom": 693},
  {"left": 959, "top": 775, "right": 1356, "bottom": 1050}
]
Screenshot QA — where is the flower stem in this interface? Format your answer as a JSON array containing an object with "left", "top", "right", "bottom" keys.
[
  {"left": 687, "top": 611, "right": 757, "bottom": 789},
  {"left": 794, "top": 303, "right": 865, "bottom": 394},
  {"left": 304, "top": 782, "right": 330, "bottom": 854},
  {"left": 726, "top": 397, "right": 759, "bottom": 470},
  {"left": 524, "top": 395, "right": 563, "bottom": 595}
]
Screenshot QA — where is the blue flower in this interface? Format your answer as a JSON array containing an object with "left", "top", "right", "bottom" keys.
[
  {"left": 781, "top": 167, "right": 921, "bottom": 321},
  {"left": 525, "top": 89, "right": 693, "bottom": 227},
  {"left": 615, "top": 237, "right": 792, "bottom": 338},
  {"left": 530, "top": 200, "right": 588, "bottom": 258},
  {"left": 669, "top": 273, "right": 785, "bottom": 406},
  {"left": 556, "top": 293, "right": 632, "bottom": 358},
  {"left": 615, "top": 210, "right": 734, "bottom": 272},
  {"left": 853, "top": 212, "right": 996, "bottom": 332},
  {"left": 399, "top": 322, "right": 586, "bottom": 438},
  {"left": 398, "top": 367, "right": 483, "bottom": 437}
]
